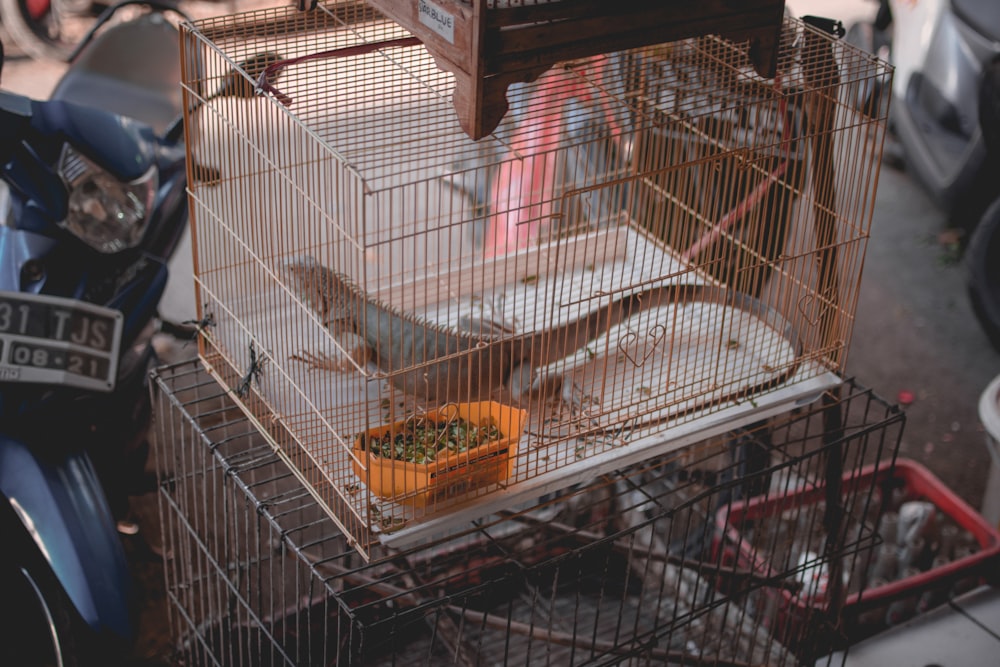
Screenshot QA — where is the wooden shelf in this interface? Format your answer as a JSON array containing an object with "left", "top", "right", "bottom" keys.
[{"left": 365, "top": 0, "right": 787, "bottom": 139}]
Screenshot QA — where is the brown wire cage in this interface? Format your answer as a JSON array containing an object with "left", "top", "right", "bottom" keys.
[
  {"left": 179, "top": 1, "right": 893, "bottom": 555},
  {"left": 362, "top": 0, "right": 788, "bottom": 139},
  {"left": 154, "top": 362, "right": 909, "bottom": 666}
]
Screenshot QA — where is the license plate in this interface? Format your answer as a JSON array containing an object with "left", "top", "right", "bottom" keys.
[{"left": 0, "top": 292, "right": 123, "bottom": 392}]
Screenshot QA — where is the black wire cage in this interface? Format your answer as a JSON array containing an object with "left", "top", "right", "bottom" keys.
[{"left": 154, "top": 361, "right": 910, "bottom": 666}]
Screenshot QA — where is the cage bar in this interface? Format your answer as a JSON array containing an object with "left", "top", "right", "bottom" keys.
[
  {"left": 155, "top": 361, "right": 906, "bottom": 664},
  {"left": 363, "top": 0, "right": 787, "bottom": 139},
  {"left": 180, "top": 1, "right": 893, "bottom": 554}
]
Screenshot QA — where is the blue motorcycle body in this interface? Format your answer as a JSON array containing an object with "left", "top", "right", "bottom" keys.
[{"left": 0, "top": 9, "right": 189, "bottom": 655}]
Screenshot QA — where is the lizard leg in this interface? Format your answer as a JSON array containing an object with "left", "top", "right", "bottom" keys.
[
  {"left": 290, "top": 331, "right": 370, "bottom": 372},
  {"left": 508, "top": 362, "right": 564, "bottom": 402},
  {"left": 509, "top": 363, "right": 600, "bottom": 414},
  {"left": 457, "top": 314, "right": 516, "bottom": 337},
  {"left": 511, "top": 364, "right": 609, "bottom": 444},
  {"left": 289, "top": 350, "right": 342, "bottom": 372},
  {"left": 510, "top": 363, "right": 608, "bottom": 421}
]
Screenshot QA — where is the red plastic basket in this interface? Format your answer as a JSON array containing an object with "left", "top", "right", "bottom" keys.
[{"left": 715, "top": 458, "right": 1000, "bottom": 647}]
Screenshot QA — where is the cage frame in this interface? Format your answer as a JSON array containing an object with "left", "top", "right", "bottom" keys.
[
  {"left": 178, "top": 1, "right": 893, "bottom": 557},
  {"left": 154, "top": 360, "right": 909, "bottom": 665},
  {"left": 363, "top": 0, "right": 787, "bottom": 139}
]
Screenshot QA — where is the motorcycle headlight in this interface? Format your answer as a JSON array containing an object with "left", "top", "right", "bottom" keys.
[{"left": 57, "top": 144, "right": 157, "bottom": 254}]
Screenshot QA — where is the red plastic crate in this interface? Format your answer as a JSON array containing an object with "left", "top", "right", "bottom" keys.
[{"left": 715, "top": 458, "right": 1000, "bottom": 648}]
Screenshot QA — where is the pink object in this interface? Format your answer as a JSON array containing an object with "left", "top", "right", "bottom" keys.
[
  {"left": 26, "top": 0, "right": 50, "bottom": 20},
  {"left": 485, "top": 56, "right": 623, "bottom": 257}
]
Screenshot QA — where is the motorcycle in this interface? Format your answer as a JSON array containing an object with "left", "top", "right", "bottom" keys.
[
  {"left": 0, "top": 5, "right": 192, "bottom": 663},
  {"left": 847, "top": 0, "right": 1000, "bottom": 350}
]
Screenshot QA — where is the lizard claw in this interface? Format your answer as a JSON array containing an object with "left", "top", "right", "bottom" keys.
[
  {"left": 511, "top": 364, "right": 600, "bottom": 423},
  {"left": 290, "top": 350, "right": 342, "bottom": 372},
  {"left": 562, "top": 380, "right": 599, "bottom": 415},
  {"left": 509, "top": 363, "right": 562, "bottom": 402},
  {"left": 290, "top": 332, "right": 370, "bottom": 373},
  {"left": 511, "top": 364, "right": 600, "bottom": 415}
]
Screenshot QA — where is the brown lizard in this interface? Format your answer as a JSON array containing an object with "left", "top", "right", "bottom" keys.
[{"left": 283, "top": 256, "right": 799, "bottom": 407}]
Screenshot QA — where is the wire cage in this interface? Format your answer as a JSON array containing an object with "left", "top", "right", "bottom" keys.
[
  {"left": 716, "top": 457, "right": 1000, "bottom": 650},
  {"left": 154, "top": 361, "right": 907, "bottom": 665},
  {"left": 362, "top": 0, "right": 788, "bottom": 139},
  {"left": 179, "top": 1, "right": 893, "bottom": 554}
]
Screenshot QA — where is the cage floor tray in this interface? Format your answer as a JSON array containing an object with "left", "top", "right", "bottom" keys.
[
  {"left": 380, "top": 369, "right": 839, "bottom": 548},
  {"left": 201, "top": 224, "right": 836, "bottom": 548}
]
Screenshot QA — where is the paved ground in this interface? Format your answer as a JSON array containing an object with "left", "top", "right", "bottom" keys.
[
  {"left": 3, "top": 0, "right": 1000, "bottom": 663},
  {"left": 851, "top": 161, "right": 1000, "bottom": 503}
]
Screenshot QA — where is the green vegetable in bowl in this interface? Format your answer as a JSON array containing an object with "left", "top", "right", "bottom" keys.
[{"left": 361, "top": 414, "right": 501, "bottom": 464}]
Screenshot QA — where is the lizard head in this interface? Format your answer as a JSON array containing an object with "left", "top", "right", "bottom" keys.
[{"left": 282, "top": 256, "right": 353, "bottom": 329}]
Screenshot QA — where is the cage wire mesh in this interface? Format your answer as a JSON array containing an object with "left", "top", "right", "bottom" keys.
[
  {"left": 359, "top": 0, "right": 787, "bottom": 139},
  {"left": 179, "top": 1, "right": 893, "bottom": 553},
  {"left": 155, "top": 361, "right": 909, "bottom": 666}
]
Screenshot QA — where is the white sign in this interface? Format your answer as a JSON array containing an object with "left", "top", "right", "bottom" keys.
[{"left": 418, "top": 0, "right": 455, "bottom": 44}]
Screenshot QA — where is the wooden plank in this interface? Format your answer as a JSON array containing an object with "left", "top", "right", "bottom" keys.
[
  {"left": 484, "top": 5, "right": 783, "bottom": 73},
  {"left": 195, "top": 1, "right": 784, "bottom": 138},
  {"left": 368, "top": 0, "right": 785, "bottom": 138},
  {"left": 366, "top": 0, "right": 477, "bottom": 75},
  {"left": 483, "top": 0, "right": 780, "bottom": 33}
]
